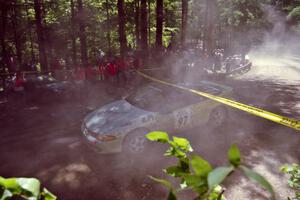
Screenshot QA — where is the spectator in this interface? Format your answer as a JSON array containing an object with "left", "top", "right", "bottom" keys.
[
  {"left": 74, "top": 66, "right": 86, "bottom": 82},
  {"left": 86, "top": 64, "right": 95, "bottom": 81},
  {"left": 52, "top": 58, "right": 63, "bottom": 80},
  {"left": 98, "top": 62, "right": 106, "bottom": 81},
  {"left": 13, "top": 73, "right": 25, "bottom": 92},
  {"left": 107, "top": 61, "right": 118, "bottom": 83},
  {"left": 116, "top": 57, "right": 127, "bottom": 84},
  {"left": 74, "top": 66, "right": 86, "bottom": 101}
]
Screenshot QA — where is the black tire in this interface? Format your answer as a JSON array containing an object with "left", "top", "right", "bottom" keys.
[
  {"left": 123, "top": 128, "right": 150, "bottom": 156},
  {"left": 208, "top": 106, "right": 228, "bottom": 128}
]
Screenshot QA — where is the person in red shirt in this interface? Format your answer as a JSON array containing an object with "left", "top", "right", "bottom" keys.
[
  {"left": 98, "top": 62, "right": 106, "bottom": 81},
  {"left": 107, "top": 61, "right": 118, "bottom": 83},
  {"left": 74, "top": 66, "right": 86, "bottom": 81},
  {"left": 14, "top": 73, "right": 25, "bottom": 91}
]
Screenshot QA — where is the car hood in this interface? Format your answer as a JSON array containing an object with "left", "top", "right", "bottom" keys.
[{"left": 83, "top": 100, "right": 151, "bottom": 135}]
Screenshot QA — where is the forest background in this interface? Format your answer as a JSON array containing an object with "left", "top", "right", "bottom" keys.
[{"left": 1, "top": 0, "right": 300, "bottom": 71}]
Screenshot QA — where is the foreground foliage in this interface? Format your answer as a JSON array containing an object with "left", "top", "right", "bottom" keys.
[
  {"left": 145, "top": 131, "right": 274, "bottom": 200},
  {"left": 0, "top": 176, "right": 56, "bottom": 200},
  {"left": 281, "top": 164, "right": 300, "bottom": 200}
]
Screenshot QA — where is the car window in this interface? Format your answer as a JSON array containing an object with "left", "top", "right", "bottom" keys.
[
  {"left": 126, "top": 84, "right": 205, "bottom": 113},
  {"left": 126, "top": 85, "right": 166, "bottom": 112}
]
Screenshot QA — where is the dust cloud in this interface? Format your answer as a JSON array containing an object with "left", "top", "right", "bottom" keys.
[{"left": 247, "top": 4, "right": 300, "bottom": 84}]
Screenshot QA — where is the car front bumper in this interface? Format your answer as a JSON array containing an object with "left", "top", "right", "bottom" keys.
[{"left": 82, "top": 131, "right": 125, "bottom": 154}]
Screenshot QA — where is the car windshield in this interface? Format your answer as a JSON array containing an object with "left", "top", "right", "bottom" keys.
[{"left": 126, "top": 84, "right": 205, "bottom": 113}]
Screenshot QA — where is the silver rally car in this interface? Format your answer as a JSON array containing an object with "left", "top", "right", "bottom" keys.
[{"left": 81, "top": 81, "right": 233, "bottom": 155}]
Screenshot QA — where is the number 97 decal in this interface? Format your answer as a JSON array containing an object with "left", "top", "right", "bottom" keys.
[{"left": 174, "top": 109, "right": 191, "bottom": 129}]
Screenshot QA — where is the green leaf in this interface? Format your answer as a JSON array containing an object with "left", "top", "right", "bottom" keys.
[
  {"left": 0, "top": 177, "right": 21, "bottom": 194},
  {"left": 148, "top": 176, "right": 172, "bottom": 189},
  {"left": 173, "top": 137, "right": 193, "bottom": 152},
  {"left": 164, "top": 146, "right": 177, "bottom": 157},
  {"left": 191, "top": 155, "right": 212, "bottom": 177},
  {"left": 0, "top": 177, "right": 5, "bottom": 187},
  {"left": 165, "top": 142, "right": 187, "bottom": 158},
  {"left": 183, "top": 174, "right": 204, "bottom": 186},
  {"left": 0, "top": 189, "right": 13, "bottom": 200},
  {"left": 42, "top": 188, "right": 57, "bottom": 200},
  {"left": 280, "top": 165, "right": 290, "bottom": 173},
  {"left": 16, "top": 178, "right": 41, "bottom": 198},
  {"left": 146, "top": 131, "right": 169, "bottom": 143},
  {"left": 240, "top": 166, "right": 274, "bottom": 194},
  {"left": 208, "top": 166, "right": 234, "bottom": 190},
  {"left": 227, "top": 144, "right": 241, "bottom": 167},
  {"left": 164, "top": 166, "right": 186, "bottom": 177},
  {"left": 183, "top": 174, "right": 207, "bottom": 194},
  {"left": 179, "top": 158, "right": 190, "bottom": 173}
]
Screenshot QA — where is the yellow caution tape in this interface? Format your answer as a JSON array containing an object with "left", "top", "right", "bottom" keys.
[{"left": 136, "top": 70, "right": 300, "bottom": 131}]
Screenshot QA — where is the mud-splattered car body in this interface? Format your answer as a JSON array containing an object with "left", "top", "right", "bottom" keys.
[{"left": 81, "top": 81, "right": 233, "bottom": 154}]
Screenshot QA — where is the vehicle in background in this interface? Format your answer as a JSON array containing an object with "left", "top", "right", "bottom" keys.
[
  {"left": 24, "top": 74, "right": 74, "bottom": 103},
  {"left": 202, "top": 49, "right": 252, "bottom": 76}
]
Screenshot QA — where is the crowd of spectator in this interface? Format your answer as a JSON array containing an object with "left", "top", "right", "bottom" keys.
[{"left": 0, "top": 55, "right": 141, "bottom": 93}]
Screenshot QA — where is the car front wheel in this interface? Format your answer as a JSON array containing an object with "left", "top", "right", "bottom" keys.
[{"left": 123, "top": 128, "right": 150, "bottom": 156}]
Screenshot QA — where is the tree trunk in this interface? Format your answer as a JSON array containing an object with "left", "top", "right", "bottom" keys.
[
  {"left": 25, "top": 0, "right": 35, "bottom": 63},
  {"left": 77, "top": 0, "right": 88, "bottom": 66},
  {"left": 0, "top": 2, "right": 9, "bottom": 70},
  {"left": 140, "top": 0, "right": 148, "bottom": 55},
  {"left": 148, "top": 0, "right": 151, "bottom": 46},
  {"left": 33, "top": 0, "right": 48, "bottom": 71},
  {"left": 181, "top": 0, "right": 188, "bottom": 47},
  {"left": 105, "top": 0, "right": 112, "bottom": 57},
  {"left": 204, "top": 0, "right": 215, "bottom": 53},
  {"left": 70, "top": 0, "right": 77, "bottom": 66},
  {"left": 12, "top": 4, "right": 22, "bottom": 69},
  {"left": 155, "top": 0, "right": 163, "bottom": 50},
  {"left": 117, "top": 0, "right": 127, "bottom": 57},
  {"left": 135, "top": 0, "right": 140, "bottom": 49}
]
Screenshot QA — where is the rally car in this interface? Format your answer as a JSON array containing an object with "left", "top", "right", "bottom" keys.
[
  {"left": 81, "top": 81, "right": 233, "bottom": 156},
  {"left": 24, "top": 74, "right": 73, "bottom": 103},
  {"left": 203, "top": 50, "right": 252, "bottom": 76}
]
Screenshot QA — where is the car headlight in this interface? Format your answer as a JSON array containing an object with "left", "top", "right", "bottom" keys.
[
  {"left": 96, "top": 135, "right": 117, "bottom": 142},
  {"left": 245, "top": 54, "right": 250, "bottom": 60},
  {"left": 82, "top": 123, "right": 117, "bottom": 142}
]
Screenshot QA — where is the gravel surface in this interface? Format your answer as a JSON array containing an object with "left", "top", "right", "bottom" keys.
[{"left": 0, "top": 75, "right": 299, "bottom": 200}]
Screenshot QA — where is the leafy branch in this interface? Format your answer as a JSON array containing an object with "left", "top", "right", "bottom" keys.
[
  {"left": 146, "top": 131, "right": 274, "bottom": 200},
  {"left": 281, "top": 164, "right": 300, "bottom": 200},
  {"left": 0, "top": 176, "right": 56, "bottom": 200}
]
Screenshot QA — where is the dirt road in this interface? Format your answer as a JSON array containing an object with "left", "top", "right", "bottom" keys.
[{"left": 0, "top": 74, "right": 299, "bottom": 199}]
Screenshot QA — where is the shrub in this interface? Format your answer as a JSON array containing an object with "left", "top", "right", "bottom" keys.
[
  {"left": 0, "top": 176, "right": 56, "bottom": 200},
  {"left": 146, "top": 131, "right": 274, "bottom": 200},
  {"left": 281, "top": 164, "right": 300, "bottom": 200}
]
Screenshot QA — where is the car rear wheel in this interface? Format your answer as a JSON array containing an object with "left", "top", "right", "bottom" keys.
[{"left": 208, "top": 106, "right": 227, "bottom": 128}]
